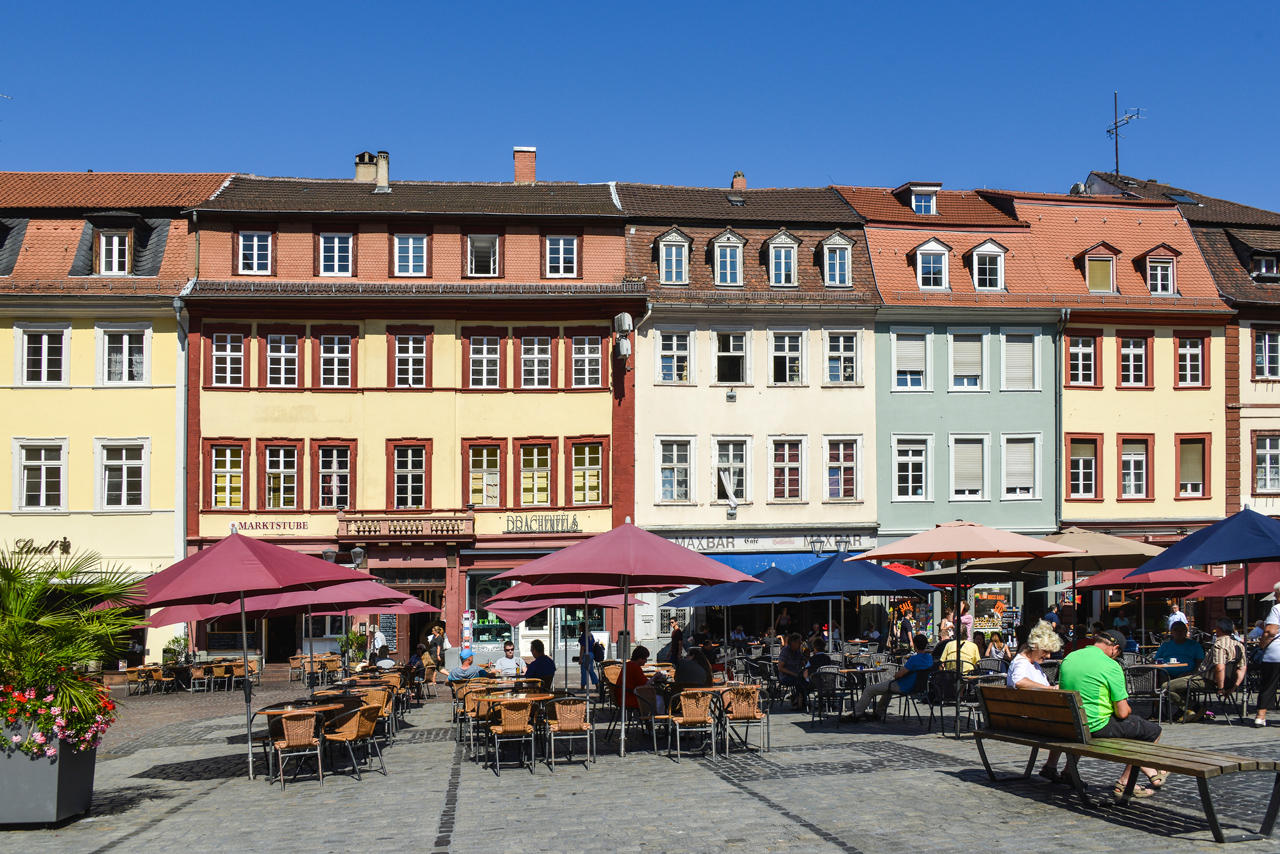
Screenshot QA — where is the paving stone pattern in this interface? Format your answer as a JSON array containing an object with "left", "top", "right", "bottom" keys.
[{"left": 5, "top": 681, "right": 1280, "bottom": 853}]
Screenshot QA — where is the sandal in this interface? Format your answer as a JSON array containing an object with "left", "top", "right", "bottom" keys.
[
  {"left": 1146, "top": 772, "right": 1169, "bottom": 789},
  {"left": 1114, "top": 783, "right": 1155, "bottom": 799},
  {"left": 1037, "top": 767, "right": 1061, "bottom": 784}
]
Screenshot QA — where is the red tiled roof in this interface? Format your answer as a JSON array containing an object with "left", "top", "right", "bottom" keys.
[
  {"left": 0, "top": 173, "right": 231, "bottom": 209},
  {"left": 836, "top": 187, "right": 1024, "bottom": 228}
]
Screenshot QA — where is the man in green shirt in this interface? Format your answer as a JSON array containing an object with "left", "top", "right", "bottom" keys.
[{"left": 1059, "top": 630, "right": 1166, "bottom": 798}]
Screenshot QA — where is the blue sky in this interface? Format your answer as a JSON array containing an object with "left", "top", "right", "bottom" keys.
[{"left": 3, "top": 1, "right": 1277, "bottom": 208}]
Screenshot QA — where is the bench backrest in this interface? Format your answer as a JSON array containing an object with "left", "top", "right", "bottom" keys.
[{"left": 977, "top": 685, "right": 1092, "bottom": 744}]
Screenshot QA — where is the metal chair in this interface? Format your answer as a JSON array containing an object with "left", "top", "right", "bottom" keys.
[
  {"left": 1039, "top": 660, "right": 1060, "bottom": 685},
  {"left": 633, "top": 684, "right": 671, "bottom": 754},
  {"left": 1125, "top": 665, "right": 1169, "bottom": 723},
  {"left": 489, "top": 700, "right": 535, "bottom": 776},
  {"left": 188, "top": 664, "right": 210, "bottom": 693},
  {"left": 545, "top": 697, "right": 594, "bottom": 769},
  {"left": 975, "top": 657, "right": 1007, "bottom": 674},
  {"left": 669, "top": 690, "right": 716, "bottom": 762},
  {"left": 809, "top": 666, "right": 848, "bottom": 726}
]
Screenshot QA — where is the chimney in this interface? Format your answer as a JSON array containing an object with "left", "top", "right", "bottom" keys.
[
  {"left": 731, "top": 170, "right": 747, "bottom": 190},
  {"left": 354, "top": 151, "right": 377, "bottom": 182},
  {"left": 373, "top": 151, "right": 391, "bottom": 193},
  {"left": 514, "top": 146, "right": 536, "bottom": 183}
]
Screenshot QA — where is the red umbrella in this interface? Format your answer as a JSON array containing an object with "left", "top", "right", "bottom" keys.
[
  {"left": 885, "top": 562, "right": 922, "bottom": 576},
  {"left": 1076, "top": 566, "right": 1211, "bottom": 590},
  {"left": 493, "top": 522, "right": 758, "bottom": 756},
  {"left": 486, "top": 581, "right": 678, "bottom": 602},
  {"left": 485, "top": 594, "right": 641, "bottom": 625},
  {"left": 1187, "top": 562, "right": 1280, "bottom": 600}
]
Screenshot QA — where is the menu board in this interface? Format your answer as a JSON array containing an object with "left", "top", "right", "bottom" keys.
[{"left": 379, "top": 614, "right": 397, "bottom": 652}]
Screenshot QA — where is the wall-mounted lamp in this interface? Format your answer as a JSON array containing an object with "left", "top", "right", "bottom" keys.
[
  {"left": 725, "top": 388, "right": 737, "bottom": 403},
  {"left": 350, "top": 547, "right": 366, "bottom": 567},
  {"left": 321, "top": 549, "right": 338, "bottom": 563}
]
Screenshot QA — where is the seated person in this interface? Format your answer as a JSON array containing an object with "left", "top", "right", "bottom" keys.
[
  {"left": 523, "top": 639, "right": 556, "bottom": 688},
  {"left": 408, "top": 643, "right": 427, "bottom": 679},
  {"left": 447, "top": 648, "right": 486, "bottom": 682},
  {"left": 937, "top": 638, "right": 981, "bottom": 674},
  {"left": 730, "top": 625, "right": 748, "bottom": 653},
  {"left": 851, "top": 634, "right": 933, "bottom": 721},
  {"left": 777, "top": 633, "right": 809, "bottom": 710},
  {"left": 1167, "top": 618, "right": 1245, "bottom": 721},
  {"left": 699, "top": 639, "right": 724, "bottom": 673},
  {"left": 614, "top": 646, "right": 652, "bottom": 709},
  {"left": 675, "top": 646, "right": 712, "bottom": 687},
  {"left": 985, "top": 631, "right": 1011, "bottom": 662},
  {"left": 1154, "top": 621, "right": 1204, "bottom": 678},
  {"left": 492, "top": 641, "right": 525, "bottom": 677},
  {"left": 692, "top": 624, "right": 711, "bottom": 646},
  {"left": 804, "top": 638, "right": 836, "bottom": 676},
  {"left": 374, "top": 645, "right": 396, "bottom": 668}
]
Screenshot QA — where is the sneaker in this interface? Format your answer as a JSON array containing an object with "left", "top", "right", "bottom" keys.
[
  {"left": 1255, "top": 717, "right": 1268, "bottom": 728},
  {"left": 1203, "top": 710, "right": 1216, "bottom": 721}
]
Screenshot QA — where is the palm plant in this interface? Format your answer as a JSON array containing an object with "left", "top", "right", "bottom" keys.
[{"left": 0, "top": 546, "right": 139, "bottom": 755}]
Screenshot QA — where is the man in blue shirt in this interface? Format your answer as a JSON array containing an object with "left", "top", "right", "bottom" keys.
[
  {"left": 1043, "top": 605, "right": 1059, "bottom": 626},
  {"left": 523, "top": 639, "right": 557, "bottom": 689},
  {"left": 850, "top": 633, "right": 934, "bottom": 721},
  {"left": 1154, "top": 621, "right": 1204, "bottom": 678}
]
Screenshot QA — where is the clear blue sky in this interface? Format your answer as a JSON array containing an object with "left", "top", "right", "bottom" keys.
[{"left": 3, "top": 1, "right": 1277, "bottom": 208}]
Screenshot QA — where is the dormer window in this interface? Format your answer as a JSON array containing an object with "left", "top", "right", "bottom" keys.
[
  {"left": 766, "top": 230, "right": 799, "bottom": 288},
  {"left": 912, "top": 193, "right": 936, "bottom": 215},
  {"left": 1079, "top": 241, "right": 1121, "bottom": 294},
  {"left": 1255, "top": 256, "right": 1278, "bottom": 277},
  {"left": 657, "top": 228, "right": 691, "bottom": 285},
  {"left": 713, "top": 229, "right": 745, "bottom": 287},
  {"left": 821, "top": 232, "right": 854, "bottom": 288},
  {"left": 98, "top": 230, "right": 131, "bottom": 276},
  {"left": 1147, "top": 257, "right": 1175, "bottom": 294},
  {"left": 969, "top": 239, "right": 1007, "bottom": 290},
  {"left": 913, "top": 238, "right": 951, "bottom": 290}
]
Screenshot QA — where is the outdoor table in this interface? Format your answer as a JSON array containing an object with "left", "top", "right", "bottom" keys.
[{"left": 256, "top": 701, "right": 345, "bottom": 717}]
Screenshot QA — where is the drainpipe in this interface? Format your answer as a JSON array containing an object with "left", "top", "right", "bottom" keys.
[
  {"left": 173, "top": 287, "right": 191, "bottom": 567},
  {"left": 1056, "top": 308, "right": 1069, "bottom": 534}
]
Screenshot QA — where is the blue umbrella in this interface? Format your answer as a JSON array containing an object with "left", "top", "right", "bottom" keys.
[{"left": 1128, "top": 507, "right": 1280, "bottom": 650}]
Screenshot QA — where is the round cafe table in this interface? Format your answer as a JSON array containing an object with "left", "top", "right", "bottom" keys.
[{"left": 256, "top": 702, "right": 345, "bottom": 717}]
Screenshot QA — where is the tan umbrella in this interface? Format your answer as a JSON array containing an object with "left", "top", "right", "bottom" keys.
[{"left": 857, "top": 521, "right": 1081, "bottom": 737}]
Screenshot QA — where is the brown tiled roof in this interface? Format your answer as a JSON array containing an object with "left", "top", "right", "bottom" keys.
[
  {"left": 615, "top": 185, "right": 859, "bottom": 223},
  {"left": 188, "top": 280, "right": 646, "bottom": 298},
  {"left": 195, "top": 175, "right": 621, "bottom": 217},
  {"left": 836, "top": 187, "right": 1024, "bottom": 227},
  {"left": 1088, "top": 172, "right": 1280, "bottom": 227},
  {"left": 0, "top": 279, "right": 188, "bottom": 297},
  {"left": 0, "top": 173, "right": 230, "bottom": 209},
  {"left": 1193, "top": 227, "right": 1280, "bottom": 305}
]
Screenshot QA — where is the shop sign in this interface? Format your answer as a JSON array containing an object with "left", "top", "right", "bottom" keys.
[
  {"left": 15, "top": 537, "right": 71, "bottom": 555},
  {"left": 461, "top": 609, "right": 475, "bottom": 653},
  {"left": 665, "top": 532, "right": 872, "bottom": 553},
  {"left": 503, "top": 513, "right": 581, "bottom": 534},
  {"left": 230, "top": 520, "right": 310, "bottom": 532}
]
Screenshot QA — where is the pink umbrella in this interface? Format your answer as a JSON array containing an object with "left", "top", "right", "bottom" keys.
[
  {"left": 485, "top": 594, "right": 641, "bottom": 625},
  {"left": 1076, "top": 566, "right": 1211, "bottom": 590},
  {"left": 493, "top": 522, "right": 758, "bottom": 756},
  {"left": 858, "top": 521, "right": 1081, "bottom": 737},
  {"left": 486, "top": 581, "right": 680, "bottom": 602},
  {"left": 1187, "top": 562, "right": 1280, "bottom": 600}
]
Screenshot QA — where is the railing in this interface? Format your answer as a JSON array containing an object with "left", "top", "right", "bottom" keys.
[{"left": 336, "top": 510, "right": 475, "bottom": 540}]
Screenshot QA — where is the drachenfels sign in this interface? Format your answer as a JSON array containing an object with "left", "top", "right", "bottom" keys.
[{"left": 503, "top": 514, "right": 581, "bottom": 534}]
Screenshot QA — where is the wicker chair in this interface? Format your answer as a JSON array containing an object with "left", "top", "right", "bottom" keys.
[
  {"left": 489, "top": 700, "right": 535, "bottom": 776},
  {"left": 188, "top": 664, "right": 210, "bottom": 693},
  {"left": 669, "top": 691, "right": 716, "bottom": 762},
  {"left": 633, "top": 684, "right": 671, "bottom": 754},
  {"left": 124, "top": 667, "right": 146, "bottom": 696},
  {"left": 150, "top": 667, "right": 176, "bottom": 694},
  {"left": 723, "top": 684, "right": 767, "bottom": 753},
  {"left": 288, "top": 656, "right": 304, "bottom": 682},
  {"left": 230, "top": 662, "right": 247, "bottom": 691},
  {"left": 1125, "top": 664, "right": 1170, "bottom": 723},
  {"left": 545, "top": 697, "right": 594, "bottom": 769},
  {"left": 363, "top": 687, "right": 397, "bottom": 743},
  {"left": 323, "top": 704, "right": 384, "bottom": 781},
  {"left": 248, "top": 659, "right": 262, "bottom": 685},
  {"left": 272, "top": 711, "right": 322, "bottom": 790},
  {"left": 210, "top": 663, "right": 233, "bottom": 691}
]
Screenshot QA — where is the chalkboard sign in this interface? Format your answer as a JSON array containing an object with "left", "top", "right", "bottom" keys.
[
  {"left": 379, "top": 614, "right": 398, "bottom": 652},
  {"left": 207, "top": 632, "right": 242, "bottom": 651}
]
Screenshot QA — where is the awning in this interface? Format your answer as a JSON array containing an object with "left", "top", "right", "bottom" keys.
[{"left": 709, "top": 552, "right": 831, "bottom": 576}]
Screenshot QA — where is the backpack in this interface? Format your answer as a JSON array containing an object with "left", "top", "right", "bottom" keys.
[{"left": 591, "top": 641, "right": 605, "bottom": 662}]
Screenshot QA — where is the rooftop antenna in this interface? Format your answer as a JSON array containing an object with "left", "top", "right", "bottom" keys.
[{"left": 1106, "top": 90, "right": 1143, "bottom": 177}]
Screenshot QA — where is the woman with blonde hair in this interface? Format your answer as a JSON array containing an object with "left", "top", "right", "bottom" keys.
[{"left": 1008, "top": 620, "right": 1065, "bottom": 782}]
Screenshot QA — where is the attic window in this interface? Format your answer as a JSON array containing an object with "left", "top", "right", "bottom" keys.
[
  {"left": 912, "top": 193, "right": 936, "bottom": 215},
  {"left": 1254, "top": 256, "right": 1278, "bottom": 277},
  {"left": 726, "top": 194, "right": 745, "bottom": 207},
  {"left": 1086, "top": 256, "right": 1115, "bottom": 293},
  {"left": 98, "top": 230, "right": 131, "bottom": 276},
  {"left": 1165, "top": 193, "right": 1199, "bottom": 205}
]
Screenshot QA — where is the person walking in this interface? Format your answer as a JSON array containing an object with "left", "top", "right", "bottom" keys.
[
  {"left": 577, "top": 621, "right": 600, "bottom": 690},
  {"left": 1254, "top": 582, "right": 1280, "bottom": 727}
]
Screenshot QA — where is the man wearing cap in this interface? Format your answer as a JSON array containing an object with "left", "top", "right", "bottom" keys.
[
  {"left": 1167, "top": 618, "right": 1245, "bottom": 722},
  {"left": 447, "top": 648, "right": 488, "bottom": 682},
  {"left": 1059, "top": 630, "right": 1166, "bottom": 798}
]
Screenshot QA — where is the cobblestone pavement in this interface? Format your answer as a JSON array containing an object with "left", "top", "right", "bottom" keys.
[{"left": 5, "top": 681, "right": 1280, "bottom": 854}]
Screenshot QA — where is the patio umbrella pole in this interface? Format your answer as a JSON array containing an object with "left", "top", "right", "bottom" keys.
[
  {"left": 620, "top": 577, "right": 629, "bottom": 758},
  {"left": 955, "top": 552, "right": 963, "bottom": 739},
  {"left": 239, "top": 592, "right": 254, "bottom": 781},
  {"left": 1243, "top": 563, "right": 1252, "bottom": 719}
]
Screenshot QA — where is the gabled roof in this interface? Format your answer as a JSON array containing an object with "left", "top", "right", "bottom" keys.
[
  {"left": 656, "top": 226, "right": 691, "bottom": 244},
  {"left": 0, "top": 172, "right": 230, "bottom": 209},
  {"left": 1137, "top": 242, "right": 1182, "bottom": 259},
  {"left": 965, "top": 238, "right": 1008, "bottom": 256},
  {"left": 1087, "top": 172, "right": 1280, "bottom": 227},
  {"left": 193, "top": 174, "right": 622, "bottom": 217},
  {"left": 764, "top": 228, "right": 800, "bottom": 245},
  {"left": 1076, "top": 241, "right": 1122, "bottom": 259},
  {"left": 709, "top": 227, "right": 745, "bottom": 244},
  {"left": 836, "top": 187, "right": 1025, "bottom": 228},
  {"left": 911, "top": 237, "right": 953, "bottom": 254},
  {"left": 616, "top": 184, "right": 860, "bottom": 223}
]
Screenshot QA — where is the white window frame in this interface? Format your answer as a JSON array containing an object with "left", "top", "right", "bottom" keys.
[
  {"left": 569, "top": 441, "right": 604, "bottom": 506},
  {"left": 1086, "top": 254, "right": 1116, "bottom": 293},
  {"left": 393, "top": 233, "right": 428, "bottom": 277},
  {"left": 821, "top": 233, "right": 853, "bottom": 288},
  {"left": 713, "top": 233, "right": 745, "bottom": 287},
  {"left": 1068, "top": 438, "right": 1099, "bottom": 500},
  {"left": 1256, "top": 329, "right": 1280, "bottom": 380},
  {"left": 999, "top": 327, "right": 1040, "bottom": 391},
  {"left": 768, "top": 330, "right": 805, "bottom": 386},
  {"left": 1068, "top": 334, "right": 1096, "bottom": 386},
  {"left": 469, "top": 445, "right": 503, "bottom": 508},
  {"left": 97, "top": 230, "right": 131, "bottom": 276},
  {"left": 13, "top": 438, "right": 69, "bottom": 513},
  {"left": 892, "top": 434, "right": 933, "bottom": 502},
  {"left": 655, "top": 436, "right": 695, "bottom": 504},
  {"left": 95, "top": 322, "right": 152, "bottom": 386},
  {"left": 468, "top": 234, "right": 500, "bottom": 277},
  {"left": 520, "top": 335, "right": 552, "bottom": 389},
  {"left": 264, "top": 445, "right": 299, "bottom": 510},
  {"left": 712, "top": 329, "right": 751, "bottom": 385},
  {"left": 545, "top": 235, "right": 578, "bottom": 278},
  {"left": 1000, "top": 432, "right": 1041, "bottom": 501},
  {"left": 1177, "top": 335, "right": 1205, "bottom": 387},
  {"left": 948, "top": 433, "right": 990, "bottom": 501},
  {"left": 1255, "top": 256, "right": 1278, "bottom": 277},
  {"left": 766, "top": 233, "right": 799, "bottom": 288},
  {"left": 319, "top": 334, "right": 352, "bottom": 388},
  {"left": 1256, "top": 436, "right": 1280, "bottom": 494},
  {"left": 911, "top": 192, "right": 936, "bottom": 215},
  {"left": 265, "top": 332, "right": 299, "bottom": 388},
  {"left": 1120, "top": 439, "right": 1149, "bottom": 499},
  {"left": 822, "top": 434, "right": 862, "bottom": 502},
  {"left": 891, "top": 326, "right": 932, "bottom": 392},
  {"left": 210, "top": 443, "right": 246, "bottom": 510},
  {"left": 971, "top": 240, "right": 1006, "bottom": 290},
  {"left": 1147, "top": 256, "right": 1176, "bottom": 295},
  {"left": 711, "top": 435, "right": 752, "bottom": 505},
  {"left": 14, "top": 322, "right": 71, "bottom": 387},
  {"left": 317, "top": 445, "right": 351, "bottom": 510},
  {"left": 659, "top": 236, "right": 690, "bottom": 285},
  {"left": 656, "top": 329, "right": 694, "bottom": 385},
  {"left": 395, "top": 334, "right": 428, "bottom": 388},
  {"left": 469, "top": 335, "right": 501, "bottom": 388},
  {"left": 824, "top": 330, "right": 859, "bottom": 386},
  {"left": 519, "top": 443, "right": 553, "bottom": 507},
  {"left": 1119, "top": 336, "right": 1148, "bottom": 387},
  {"left": 1177, "top": 437, "right": 1206, "bottom": 498},
  {"left": 393, "top": 445, "right": 427, "bottom": 509},
  {"left": 319, "top": 233, "right": 353, "bottom": 277},
  {"left": 915, "top": 239, "right": 950, "bottom": 290},
  {"left": 767, "top": 435, "right": 807, "bottom": 503},
  {"left": 571, "top": 335, "right": 603, "bottom": 388},
  {"left": 211, "top": 331, "right": 245, "bottom": 387},
  {"left": 93, "top": 437, "right": 150, "bottom": 511},
  {"left": 947, "top": 327, "right": 988, "bottom": 392},
  {"left": 238, "top": 231, "right": 272, "bottom": 275}
]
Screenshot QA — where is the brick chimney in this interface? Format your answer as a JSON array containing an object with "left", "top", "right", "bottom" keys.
[
  {"left": 354, "top": 151, "right": 377, "bottom": 182},
  {"left": 731, "top": 170, "right": 747, "bottom": 190},
  {"left": 514, "top": 146, "right": 536, "bottom": 183},
  {"left": 373, "top": 151, "right": 390, "bottom": 193}
]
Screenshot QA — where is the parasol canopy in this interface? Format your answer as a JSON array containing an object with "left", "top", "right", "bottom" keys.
[
  {"left": 1076, "top": 566, "right": 1212, "bottom": 590},
  {"left": 1187, "top": 562, "right": 1280, "bottom": 600}
]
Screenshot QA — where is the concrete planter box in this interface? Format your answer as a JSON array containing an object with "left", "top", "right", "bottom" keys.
[{"left": 0, "top": 731, "right": 96, "bottom": 825}]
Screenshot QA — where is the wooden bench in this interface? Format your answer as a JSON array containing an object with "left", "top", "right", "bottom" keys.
[{"left": 975, "top": 685, "right": 1280, "bottom": 843}]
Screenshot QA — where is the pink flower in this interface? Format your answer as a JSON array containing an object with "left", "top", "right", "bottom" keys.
[
  {"left": 32, "top": 732, "right": 46, "bottom": 745},
  {"left": 50, "top": 707, "right": 60, "bottom": 716},
  {"left": 44, "top": 746, "right": 56, "bottom": 757},
  {"left": 25, "top": 689, "right": 36, "bottom": 700},
  {"left": 10, "top": 735, "right": 20, "bottom": 745},
  {"left": 43, "top": 694, "right": 54, "bottom": 703}
]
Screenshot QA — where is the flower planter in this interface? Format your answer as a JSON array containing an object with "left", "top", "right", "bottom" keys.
[{"left": 0, "top": 731, "right": 96, "bottom": 825}]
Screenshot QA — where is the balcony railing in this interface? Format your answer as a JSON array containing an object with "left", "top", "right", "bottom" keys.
[{"left": 336, "top": 510, "right": 474, "bottom": 541}]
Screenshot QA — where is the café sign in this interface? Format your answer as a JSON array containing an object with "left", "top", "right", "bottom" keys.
[{"left": 504, "top": 513, "right": 581, "bottom": 534}]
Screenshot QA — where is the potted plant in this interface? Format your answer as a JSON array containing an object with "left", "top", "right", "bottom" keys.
[
  {"left": 338, "top": 628, "right": 367, "bottom": 664},
  {"left": 0, "top": 546, "right": 136, "bottom": 824}
]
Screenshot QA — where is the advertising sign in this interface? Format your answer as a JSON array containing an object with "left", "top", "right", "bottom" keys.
[{"left": 461, "top": 609, "right": 475, "bottom": 654}]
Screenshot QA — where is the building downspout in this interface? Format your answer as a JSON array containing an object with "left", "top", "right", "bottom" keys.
[{"left": 1056, "top": 308, "right": 1069, "bottom": 532}]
